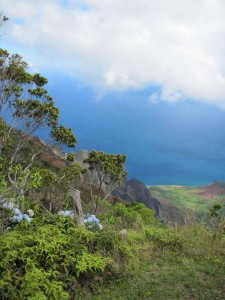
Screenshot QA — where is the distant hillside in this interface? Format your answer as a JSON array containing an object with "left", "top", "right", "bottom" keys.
[{"left": 150, "top": 182, "right": 225, "bottom": 223}]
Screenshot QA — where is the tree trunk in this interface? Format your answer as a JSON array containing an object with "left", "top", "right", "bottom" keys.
[
  {"left": 71, "top": 189, "right": 85, "bottom": 226},
  {"left": 19, "top": 188, "right": 25, "bottom": 213}
]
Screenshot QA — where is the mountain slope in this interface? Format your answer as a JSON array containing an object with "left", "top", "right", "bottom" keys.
[{"left": 150, "top": 182, "right": 225, "bottom": 223}]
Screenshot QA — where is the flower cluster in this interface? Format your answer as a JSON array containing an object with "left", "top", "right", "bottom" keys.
[
  {"left": 1, "top": 200, "right": 34, "bottom": 223},
  {"left": 58, "top": 210, "right": 103, "bottom": 230},
  {"left": 58, "top": 210, "right": 74, "bottom": 217},
  {"left": 84, "top": 213, "right": 103, "bottom": 230}
]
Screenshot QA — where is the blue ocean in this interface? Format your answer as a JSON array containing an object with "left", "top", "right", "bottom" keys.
[{"left": 47, "top": 74, "right": 225, "bottom": 186}]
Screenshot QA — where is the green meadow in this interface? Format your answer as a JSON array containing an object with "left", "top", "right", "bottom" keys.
[{"left": 151, "top": 184, "right": 225, "bottom": 221}]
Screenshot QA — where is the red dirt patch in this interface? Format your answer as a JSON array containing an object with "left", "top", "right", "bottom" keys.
[
  {"left": 40, "top": 153, "right": 68, "bottom": 169},
  {"left": 196, "top": 183, "right": 225, "bottom": 198}
]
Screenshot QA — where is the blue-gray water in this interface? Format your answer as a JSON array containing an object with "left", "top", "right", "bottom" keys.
[{"left": 47, "top": 74, "right": 225, "bottom": 186}]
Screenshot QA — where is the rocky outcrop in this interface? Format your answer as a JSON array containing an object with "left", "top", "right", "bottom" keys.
[
  {"left": 73, "top": 150, "right": 89, "bottom": 166},
  {"left": 113, "top": 177, "right": 161, "bottom": 214},
  {"left": 73, "top": 150, "right": 96, "bottom": 184},
  {"left": 22, "top": 135, "right": 69, "bottom": 169}
]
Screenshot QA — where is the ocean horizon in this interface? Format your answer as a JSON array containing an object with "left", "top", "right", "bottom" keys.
[{"left": 47, "top": 75, "right": 225, "bottom": 187}]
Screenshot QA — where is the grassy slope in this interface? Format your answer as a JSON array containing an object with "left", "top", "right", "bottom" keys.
[
  {"left": 150, "top": 183, "right": 225, "bottom": 222},
  {"left": 83, "top": 224, "right": 225, "bottom": 300},
  {"left": 86, "top": 255, "right": 225, "bottom": 300},
  {"left": 80, "top": 185, "right": 225, "bottom": 300},
  {"left": 78, "top": 199, "right": 225, "bottom": 300}
]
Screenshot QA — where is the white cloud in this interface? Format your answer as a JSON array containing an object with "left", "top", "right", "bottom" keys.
[{"left": 2, "top": 0, "right": 225, "bottom": 106}]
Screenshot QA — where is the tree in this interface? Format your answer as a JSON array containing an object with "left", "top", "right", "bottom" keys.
[
  {"left": 84, "top": 150, "right": 127, "bottom": 213},
  {"left": 34, "top": 163, "right": 83, "bottom": 215},
  {"left": 0, "top": 48, "right": 77, "bottom": 212},
  {"left": 0, "top": 49, "right": 76, "bottom": 156},
  {"left": 0, "top": 48, "right": 77, "bottom": 170}
]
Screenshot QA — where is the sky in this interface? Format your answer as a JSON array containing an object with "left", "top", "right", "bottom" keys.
[{"left": 1, "top": 0, "right": 225, "bottom": 108}]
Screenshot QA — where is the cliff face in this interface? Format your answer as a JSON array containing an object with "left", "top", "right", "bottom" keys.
[
  {"left": 112, "top": 177, "right": 161, "bottom": 214},
  {"left": 73, "top": 150, "right": 88, "bottom": 165}
]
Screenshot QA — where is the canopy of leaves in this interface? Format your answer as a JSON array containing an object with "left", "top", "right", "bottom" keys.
[
  {"left": 0, "top": 48, "right": 77, "bottom": 151},
  {"left": 84, "top": 150, "right": 127, "bottom": 186}
]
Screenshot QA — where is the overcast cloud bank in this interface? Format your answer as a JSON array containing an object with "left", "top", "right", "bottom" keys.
[{"left": 2, "top": 0, "right": 225, "bottom": 107}]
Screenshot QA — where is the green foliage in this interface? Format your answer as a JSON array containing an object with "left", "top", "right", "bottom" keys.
[
  {"left": 209, "top": 203, "right": 222, "bottom": 218},
  {"left": 32, "top": 164, "right": 83, "bottom": 213},
  {"left": 84, "top": 254, "right": 225, "bottom": 300},
  {"left": 100, "top": 202, "right": 158, "bottom": 229},
  {"left": 145, "top": 227, "right": 182, "bottom": 249},
  {"left": 81, "top": 221, "right": 225, "bottom": 300},
  {"left": 51, "top": 125, "right": 77, "bottom": 148},
  {"left": 75, "top": 252, "right": 109, "bottom": 277},
  {"left": 178, "top": 224, "right": 225, "bottom": 263},
  {"left": 0, "top": 216, "right": 110, "bottom": 299},
  {"left": 84, "top": 150, "right": 127, "bottom": 213},
  {"left": 59, "top": 163, "right": 83, "bottom": 183},
  {"left": 9, "top": 164, "right": 42, "bottom": 191},
  {"left": 32, "top": 73, "right": 48, "bottom": 87},
  {"left": 37, "top": 168, "right": 57, "bottom": 188},
  {"left": 0, "top": 203, "right": 14, "bottom": 233},
  {"left": 0, "top": 48, "right": 77, "bottom": 154},
  {"left": 126, "top": 202, "right": 158, "bottom": 226},
  {"left": 1, "top": 196, "right": 225, "bottom": 299},
  {"left": 84, "top": 150, "right": 127, "bottom": 190},
  {"left": 66, "top": 152, "right": 75, "bottom": 162},
  {"left": 0, "top": 118, "right": 7, "bottom": 138}
]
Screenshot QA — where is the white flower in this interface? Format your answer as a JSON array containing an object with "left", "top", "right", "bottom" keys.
[
  {"left": 27, "top": 209, "right": 34, "bottom": 217},
  {"left": 58, "top": 210, "right": 74, "bottom": 217},
  {"left": 98, "top": 224, "right": 104, "bottom": 230}
]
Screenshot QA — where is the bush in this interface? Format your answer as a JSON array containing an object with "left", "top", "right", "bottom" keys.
[
  {"left": 145, "top": 227, "right": 182, "bottom": 249},
  {"left": 100, "top": 202, "right": 158, "bottom": 229},
  {"left": 126, "top": 203, "right": 158, "bottom": 226},
  {"left": 0, "top": 215, "right": 110, "bottom": 300}
]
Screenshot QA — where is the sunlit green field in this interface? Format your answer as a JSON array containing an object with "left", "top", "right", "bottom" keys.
[{"left": 150, "top": 183, "right": 225, "bottom": 220}]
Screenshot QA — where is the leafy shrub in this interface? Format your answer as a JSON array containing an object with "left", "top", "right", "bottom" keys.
[
  {"left": 145, "top": 227, "right": 182, "bottom": 249},
  {"left": 94, "top": 226, "right": 139, "bottom": 276},
  {"left": 100, "top": 202, "right": 158, "bottom": 229},
  {"left": 126, "top": 203, "right": 159, "bottom": 226},
  {"left": 0, "top": 215, "right": 110, "bottom": 300}
]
